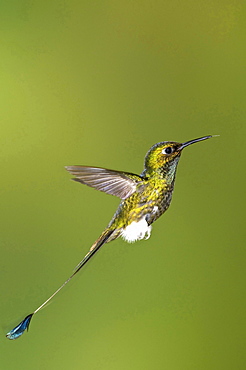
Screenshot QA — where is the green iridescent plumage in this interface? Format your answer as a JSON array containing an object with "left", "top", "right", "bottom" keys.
[
  {"left": 6, "top": 135, "right": 215, "bottom": 340},
  {"left": 66, "top": 138, "right": 198, "bottom": 247}
]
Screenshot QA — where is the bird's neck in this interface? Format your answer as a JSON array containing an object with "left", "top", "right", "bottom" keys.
[{"left": 143, "top": 157, "right": 180, "bottom": 186}]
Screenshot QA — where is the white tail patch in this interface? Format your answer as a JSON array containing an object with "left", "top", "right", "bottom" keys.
[{"left": 121, "top": 218, "right": 152, "bottom": 243}]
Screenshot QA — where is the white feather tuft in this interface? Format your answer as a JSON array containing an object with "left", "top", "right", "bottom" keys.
[{"left": 121, "top": 218, "right": 152, "bottom": 243}]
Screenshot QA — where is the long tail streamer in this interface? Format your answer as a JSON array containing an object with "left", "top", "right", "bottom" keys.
[{"left": 6, "top": 230, "right": 114, "bottom": 340}]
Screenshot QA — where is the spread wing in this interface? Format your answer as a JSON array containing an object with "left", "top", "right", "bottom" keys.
[{"left": 65, "top": 166, "right": 143, "bottom": 199}]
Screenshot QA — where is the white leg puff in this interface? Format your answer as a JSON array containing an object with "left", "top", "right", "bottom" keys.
[{"left": 121, "top": 218, "right": 152, "bottom": 243}]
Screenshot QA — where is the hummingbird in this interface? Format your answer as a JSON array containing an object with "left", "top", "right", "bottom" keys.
[{"left": 6, "top": 135, "right": 216, "bottom": 339}]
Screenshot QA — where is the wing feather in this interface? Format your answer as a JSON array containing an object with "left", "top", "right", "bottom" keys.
[{"left": 65, "top": 166, "right": 142, "bottom": 199}]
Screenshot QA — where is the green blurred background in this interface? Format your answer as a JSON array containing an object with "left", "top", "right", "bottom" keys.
[{"left": 1, "top": 1, "right": 245, "bottom": 369}]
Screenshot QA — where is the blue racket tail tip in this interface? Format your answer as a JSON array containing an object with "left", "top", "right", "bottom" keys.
[{"left": 6, "top": 314, "right": 34, "bottom": 340}]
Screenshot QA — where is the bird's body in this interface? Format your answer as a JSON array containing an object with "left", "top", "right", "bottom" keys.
[
  {"left": 67, "top": 142, "right": 181, "bottom": 248},
  {"left": 6, "top": 135, "right": 215, "bottom": 340},
  {"left": 109, "top": 167, "right": 175, "bottom": 238},
  {"left": 67, "top": 144, "right": 180, "bottom": 268}
]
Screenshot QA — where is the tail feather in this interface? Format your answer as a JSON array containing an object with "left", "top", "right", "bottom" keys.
[
  {"left": 6, "top": 228, "right": 119, "bottom": 340},
  {"left": 73, "top": 228, "right": 116, "bottom": 273}
]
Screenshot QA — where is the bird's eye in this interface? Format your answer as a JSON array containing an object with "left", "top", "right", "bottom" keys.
[{"left": 162, "top": 146, "right": 173, "bottom": 155}]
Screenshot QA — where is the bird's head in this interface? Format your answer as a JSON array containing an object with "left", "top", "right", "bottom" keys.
[{"left": 144, "top": 135, "right": 215, "bottom": 181}]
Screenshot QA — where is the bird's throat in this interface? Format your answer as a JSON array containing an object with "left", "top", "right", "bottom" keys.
[{"left": 160, "top": 157, "right": 180, "bottom": 185}]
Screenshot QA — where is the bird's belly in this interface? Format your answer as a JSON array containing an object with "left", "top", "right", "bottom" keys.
[{"left": 121, "top": 218, "right": 152, "bottom": 243}]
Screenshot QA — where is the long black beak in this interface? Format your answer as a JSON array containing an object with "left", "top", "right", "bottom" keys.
[{"left": 179, "top": 135, "right": 216, "bottom": 150}]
